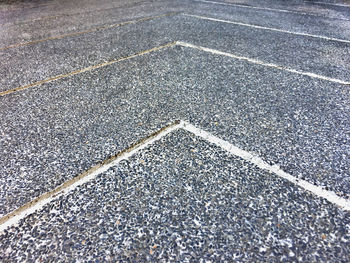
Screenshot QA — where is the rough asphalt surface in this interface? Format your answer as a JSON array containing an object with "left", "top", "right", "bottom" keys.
[
  {"left": 1, "top": 129, "right": 349, "bottom": 262},
  {"left": 0, "top": 0, "right": 349, "bottom": 261}
]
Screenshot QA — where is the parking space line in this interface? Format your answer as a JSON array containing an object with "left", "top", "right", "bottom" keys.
[
  {"left": 184, "top": 14, "right": 350, "bottom": 44},
  {"left": 2, "top": 39, "right": 348, "bottom": 97},
  {"left": 0, "top": 120, "right": 181, "bottom": 233},
  {"left": 304, "top": 1, "right": 350, "bottom": 8},
  {"left": 181, "top": 121, "right": 350, "bottom": 211},
  {"left": 0, "top": 42, "right": 176, "bottom": 97},
  {"left": 1, "top": 119, "right": 349, "bottom": 233},
  {"left": 195, "top": 0, "right": 350, "bottom": 21},
  {"left": 177, "top": 41, "right": 350, "bottom": 85},
  {"left": 0, "top": 12, "right": 177, "bottom": 51}
]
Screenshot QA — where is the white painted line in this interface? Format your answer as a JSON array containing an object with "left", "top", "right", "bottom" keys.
[
  {"left": 176, "top": 41, "right": 350, "bottom": 85},
  {"left": 304, "top": 1, "right": 350, "bottom": 8},
  {"left": 195, "top": 0, "right": 350, "bottom": 21},
  {"left": 180, "top": 120, "right": 350, "bottom": 211},
  {"left": 0, "top": 121, "right": 181, "bottom": 233},
  {"left": 184, "top": 14, "right": 350, "bottom": 44},
  {"left": 1, "top": 119, "right": 350, "bottom": 233}
]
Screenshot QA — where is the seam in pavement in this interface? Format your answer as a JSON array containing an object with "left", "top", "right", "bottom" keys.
[
  {"left": 184, "top": 14, "right": 350, "bottom": 44},
  {"left": 181, "top": 120, "right": 350, "bottom": 212},
  {"left": 0, "top": 12, "right": 178, "bottom": 51},
  {"left": 176, "top": 41, "right": 350, "bottom": 85},
  {"left": 1, "top": 40, "right": 349, "bottom": 97},
  {"left": 304, "top": 1, "right": 350, "bottom": 8},
  {"left": 195, "top": 0, "right": 350, "bottom": 21},
  {"left": 1, "top": 119, "right": 349, "bottom": 234},
  {"left": 0, "top": 120, "right": 181, "bottom": 234},
  {"left": 0, "top": 42, "right": 176, "bottom": 97}
]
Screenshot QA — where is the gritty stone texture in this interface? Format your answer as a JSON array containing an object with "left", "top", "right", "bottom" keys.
[
  {"left": 193, "top": 0, "right": 350, "bottom": 24},
  {"left": 1, "top": 10, "right": 350, "bottom": 93},
  {"left": 0, "top": 129, "right": 349, "bottom": 262},
  {"left": 2, "top": 0, "right": 350, "bottom": 44},
  {"left": 0, "top": 3, "right": 349, "bottom": 262},
  {"left": 0, "top": 0, "right": 164, "bottom": 25},
  {"left": 0, "top": 45, "right": 349, "bottom": 217},
  {"left": 0, "top": 0, "right": 181, "bottom": 48}
]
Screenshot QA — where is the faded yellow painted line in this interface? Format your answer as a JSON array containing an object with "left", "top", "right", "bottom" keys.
[
  {"left": 0, "top": 12, "right": 178, "bottom": 51},
  {"left": 0, "top": 42, "right": 176, "bottom": 97}
]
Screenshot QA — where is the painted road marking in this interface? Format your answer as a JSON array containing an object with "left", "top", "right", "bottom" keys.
[
  {"left": 0, "top": 120, "right": 181, "bottom": 233},
  {"left": 0, "top": 12, "right": 177, "bottom": 51},
  {"left": 181, "top": 121, "right": 350, "bottom": 212},
  {"left": 0, "top": 42, "right": 176, "bottom": 97},
  {"left": 304, "top": 1, "right": 350, "bottom": 8},
  {"left": 1, "top": 120, "right": 349, "bottom": 233},
  {"left": 176, "top": 41, "right": 350, "bottom": 85},
  {"left": 184, "top": 14, "right": 350, "bottom": 44},
  {"left": 2, "top": 40, "right": 349, "bottom": 97},
  {"left": 195, "top": 0, "right": 350, "bottom": 21}
]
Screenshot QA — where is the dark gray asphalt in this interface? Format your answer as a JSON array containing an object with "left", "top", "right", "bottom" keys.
[
  {"left": 190, "top": 0, "right": 350, "bottom": 39},
  {"left": 0, "top": 0, "right": 349, "bottom": 261},
  {"left": 1, "top": 11, "right": 350, "bottom": 93},
  {"left": 2, "top": 0, "right": 350, "bottom": 49},
  {"left": 1, "top": 129, "right": 349, "bottom": 262},
  {"left": 0, "top": 0, "right": 180, "bottom": 48},
  {"left": 1, "top": 43, "right": 349, "bottom": 216}
]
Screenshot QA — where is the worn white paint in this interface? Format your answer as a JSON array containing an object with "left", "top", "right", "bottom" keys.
[
  {"left": 2, "top": 119, "right": 350, "bottom": 233},
  {"left": 176, "top": 41, "right": 350, "bottom": 85},
  {"left": 195, "top": 0, "right": 350, "bottom": 21},
  {"left": 184, "top": 14, "right": 350, "bottom": 44},
  {"left": 0, "top": 122, "right": 180, "bottom": 233},
  {"left": 180, "top": 120, "right": 350, "bottom": 211}
]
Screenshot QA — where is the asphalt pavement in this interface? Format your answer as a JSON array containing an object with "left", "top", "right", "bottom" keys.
[{"left": 0, "top": 0, "right": 349, "bottom": 262}]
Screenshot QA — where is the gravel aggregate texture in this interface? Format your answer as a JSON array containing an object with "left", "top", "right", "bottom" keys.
[
  {"left": 0, "top": 0, "right": 180, "bottom": 48},
  {"left": 1, "top": 129, "right": 349, "bottom": 262},
  {"left": 187, "top": 0, "right": 350, "bottom": 40},
  {"left": 0, "top": 0, "right": 163, "bottom": 24},
  {"left": 1, "top": 46, "right": 349, "bottom": 216},
  {"left": 1, "top": 10, "right": 350, "bottom": 93},
  {"left": 195, "top": 0, "right": 350, "bottom": 19},
  {"left": 1, "top": 0, "right": 350, "bottom": 260},
  {"left": 2, "top": 0, "right": 350, "bottom": 49}
]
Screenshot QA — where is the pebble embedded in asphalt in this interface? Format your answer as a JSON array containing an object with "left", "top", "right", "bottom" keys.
[
  {"left": 1, "top": 129, "right": 349, "bottom": 262},
  {"left": 1, "top": 45, "right": 349, "bottom": 216}
]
